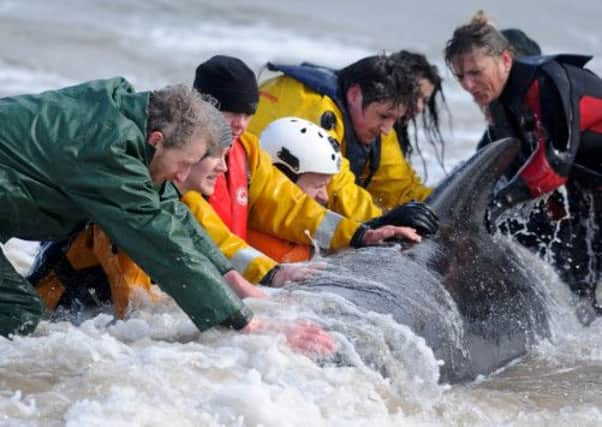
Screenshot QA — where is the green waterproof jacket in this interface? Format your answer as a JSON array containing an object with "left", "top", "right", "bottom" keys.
[{"left": 0, "top": 77, "right": 251, "bottom": 331}]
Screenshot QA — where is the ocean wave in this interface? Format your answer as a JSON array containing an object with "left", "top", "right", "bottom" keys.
[
  {"left": 0, "top": 61, "right": 74, "bottom": 97},
  {"left": 122, "top": 18, "right": 375, "bottom": 71}
]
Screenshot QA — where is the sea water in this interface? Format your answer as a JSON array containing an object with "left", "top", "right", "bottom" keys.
[{"left": 1, "top": 1, "right": 602, "bottom": 425}]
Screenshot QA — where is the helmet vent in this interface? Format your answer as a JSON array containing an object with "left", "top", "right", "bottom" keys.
[
  {"left": 327, "top": 136, "right": 340, "bottom": 152},
  {"left": 300, "top": 128, "right": 307, "bottom": 134},
  {"left": 277, "top": 146, "right": 300, "bottom": 171}
]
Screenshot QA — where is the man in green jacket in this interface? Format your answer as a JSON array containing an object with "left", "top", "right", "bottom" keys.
[
  {"left": 0, "top": 78, "right": 334, "bottom": 355},
  {"left": 0, "top": 77, "right": 251, "bottom": 336}
]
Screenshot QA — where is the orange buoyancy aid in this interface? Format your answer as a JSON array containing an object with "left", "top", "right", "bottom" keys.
[
  {"left": 34, "top": 224, "right": 159, "bottom": 318},
  {"left": 208, "top": 138, "right": 249, "bottom": 239},
  {"left": 246, "top": 228, "right": 312, "bottom": 263}
]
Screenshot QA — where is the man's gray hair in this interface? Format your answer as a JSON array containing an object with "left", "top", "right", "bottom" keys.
[{"left": 147, "top": 84, "right": 220, "bottom": 150}]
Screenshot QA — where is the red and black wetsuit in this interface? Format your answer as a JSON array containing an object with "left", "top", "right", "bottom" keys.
[{"left": 490, "top": 54, "right": 602, "bottom": 299}]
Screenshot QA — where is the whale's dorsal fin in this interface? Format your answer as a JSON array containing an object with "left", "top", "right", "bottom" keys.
[{"left": 427, "top": 138, "right": 520, "bottom": 231}]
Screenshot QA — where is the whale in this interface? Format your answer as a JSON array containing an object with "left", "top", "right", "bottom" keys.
[{"left": 297, "top": 137, "right": 551, "bottom": 384}]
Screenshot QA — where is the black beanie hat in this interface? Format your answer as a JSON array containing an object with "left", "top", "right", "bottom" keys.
[{"left": 193, "top": 55, "right": 259, "bottom": 115}]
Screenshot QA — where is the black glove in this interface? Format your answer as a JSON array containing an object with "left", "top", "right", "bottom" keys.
[
  {"left": 486, "top": 175, "right": 533, "bottom": 234},
  {"left": 259, "top": 265, "right": 281, "bottom": 286},
  {"left": 350, "top": 224, "right": 370, "bottom": 248},
  {"left": 364, "top": 201, "right": 439, "bottom": 236},
  {"left": 487, "top": 176, "right": 532, "bottom": 228}
]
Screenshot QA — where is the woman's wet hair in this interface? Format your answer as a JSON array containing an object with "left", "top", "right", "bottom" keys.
[
  {"left": 391, "top": 50, "right": 449, "bottom": 181},
  {"left": 444, "top": 11, "right": 511, "bottom": 68}
]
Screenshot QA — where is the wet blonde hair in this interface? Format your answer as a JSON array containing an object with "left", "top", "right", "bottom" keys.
[
  {"left": 471, "top": 10, "right": 492, "bottom": 26},
  {"left": 444, "top": 10, "right": 511, "bottom": 67}
]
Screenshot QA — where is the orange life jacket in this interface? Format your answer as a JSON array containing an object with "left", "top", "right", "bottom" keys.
[
  {"left": 246, "top": 228, "right": 312, "bottom": 263},
  {"left": 35, "top": 225, "right": 159, "bottom": 318}
]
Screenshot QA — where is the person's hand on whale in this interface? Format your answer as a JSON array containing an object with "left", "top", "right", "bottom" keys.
[
  {"left": 243, "top": 317, "right": 335, "bottom": 358},
  {"left": 364, "top": 201, "right": 439, "bottom": 236},
  {"left": 351, "top": 224, "right": 422, "bottom": 247}
]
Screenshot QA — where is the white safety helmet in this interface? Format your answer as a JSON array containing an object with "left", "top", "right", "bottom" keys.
[{"left": 260, "top": 117, "right": 342, "bottom": 177}]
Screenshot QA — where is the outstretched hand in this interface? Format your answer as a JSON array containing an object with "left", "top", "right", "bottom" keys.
[
  {"left": 365, "top": 201, "right": 439, "bottom": 236},
  {"left": 270, "top": 262, "right": 326, "bottom": 287},
  {"left": 362, "top": 225, "right": 422, "bottom": 246},
  {"left": 223, "top": 270, "right": 268, "bottom": 299},
  {"left": 283, "top": 320, "right": 335, "bottom": 357},
  {"left": 242, "top": 316, "right": 335, "bottom": 358}
]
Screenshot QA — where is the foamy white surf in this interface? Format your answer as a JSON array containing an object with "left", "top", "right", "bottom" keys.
[
  {"left": 2, "top": 240, "right": 602, "bottom": 427},
  {"left": 2, "top": 0, "right": 602, "bottom": 425}
]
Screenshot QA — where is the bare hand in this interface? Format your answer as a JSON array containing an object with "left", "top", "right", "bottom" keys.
[
  {"left": 283, "top": 320, "right": 335, "bottom": 357},
  {"left": 223, "top": 270, "right": 268, "bottom": 299},
  {"left": 242, "top": 317, "right": 335, "bottom": 358},
  {"left": 362, "top": 225, "right": 421, "bottom": 246},
  {"left": 241, "top": 316, "right": 264, "bottom": 333},
  {"left": 270, "top": 262, "right": 327, "bottom": 287}
]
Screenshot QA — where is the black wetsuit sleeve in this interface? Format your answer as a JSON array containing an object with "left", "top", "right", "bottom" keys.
[{"left": 539, "top": 75, "right": 569, "bottom": 154}]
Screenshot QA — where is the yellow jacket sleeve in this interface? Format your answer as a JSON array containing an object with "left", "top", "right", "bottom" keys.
[
  {"left": 240, "top": 132, "right": 361, "bottom": 251},
  {"left": 250, "top": 75, "right": 381, "bottom": 222},
  {"left": 363, "top": 130, "right": 432, "bottom": 211},
  {"left": 180, "top": 191, "right": 277, "bottom": 284},
  {"left": 327, "top": 156, "right": 382, "bottom": 221}
]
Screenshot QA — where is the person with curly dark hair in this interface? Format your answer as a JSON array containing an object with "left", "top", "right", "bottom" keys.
[{"left": 248, "top": 54, "right": 438, "bottom": 234}]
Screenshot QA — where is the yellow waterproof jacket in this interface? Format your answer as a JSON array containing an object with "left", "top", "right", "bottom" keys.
[
  {"left": 243, "top": 131, "right": 360, "bottom": 247},
  {"left": 364, "top": 130, "right": 432, "bottom": 210},
  {"left": 249, "top": 75, "right": 431, "bottom": 216},
  {"left": 183, "top": 132, "right": 361, "bottom": 282},
  {"left": 181, "top": 190, "right": 277, "bottom": 284}
]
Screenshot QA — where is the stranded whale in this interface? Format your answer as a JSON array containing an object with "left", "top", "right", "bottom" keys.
[{"left": 299, "top": 138, "right": 550, "bottom": 384}]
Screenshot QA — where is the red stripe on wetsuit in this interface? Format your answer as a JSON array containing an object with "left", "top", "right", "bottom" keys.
[{"left": 519, "top": 80, "right": 568, "bottom": 197}]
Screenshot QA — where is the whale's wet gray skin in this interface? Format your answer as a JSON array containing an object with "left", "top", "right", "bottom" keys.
[{"left": 300, "top": 138, "right": 550, "bottom": 384}]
